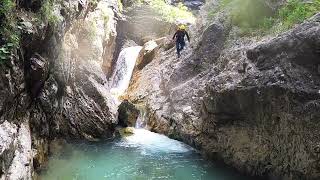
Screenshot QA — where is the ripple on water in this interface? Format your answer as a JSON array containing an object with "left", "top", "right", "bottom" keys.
[{"left": 40, "top": 129, "right": 254, "bottom": 180}]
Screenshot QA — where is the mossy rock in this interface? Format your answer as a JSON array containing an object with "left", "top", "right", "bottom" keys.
[{"left": 119, "top": 127, "right": 135, "bottom": 137}]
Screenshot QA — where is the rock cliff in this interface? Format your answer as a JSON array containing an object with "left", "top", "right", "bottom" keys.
[
  {"left": 0, "top": 0, "right": 120, "bottom": 178},
  {"left": 126, "top": 6, "right": 320, "bottom": 180}
]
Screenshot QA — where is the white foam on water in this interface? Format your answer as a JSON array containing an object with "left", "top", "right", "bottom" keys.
[{"left": 117, "top": 129, "right": 192, "bottom": 154}]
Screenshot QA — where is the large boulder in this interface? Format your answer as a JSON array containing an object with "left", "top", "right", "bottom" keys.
[
  {"left": 136, "top": 40, "right": 160, "bottom": 70},
  {"left": 118, "top": 100, "right": 140, "bottom": 127}
]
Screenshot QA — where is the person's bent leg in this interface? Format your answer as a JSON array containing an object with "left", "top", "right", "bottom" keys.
[
  {"left": 181, "top": 41, "right": 185, "bottom": 50},
  {"left": 176, "top": 41, "right": 181, "bottom": 58}
]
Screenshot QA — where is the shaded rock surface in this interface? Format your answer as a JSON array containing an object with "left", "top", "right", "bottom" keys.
[
  {"left": 46, "top": 1, "right": 120, "bottom": 140},
  {"left": 0, "top": 0, "right": 121, "bottom": 178},
  {"left": 118, "top": 100, "right": 140, "bottom": 127},
  {"left": 127, "top": 10, "right": 320, "bottom": 180}
]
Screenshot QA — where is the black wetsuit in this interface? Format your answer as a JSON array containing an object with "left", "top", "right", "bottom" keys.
[{"left": 173, "top": 30, "right": 190, "bottom": 57}]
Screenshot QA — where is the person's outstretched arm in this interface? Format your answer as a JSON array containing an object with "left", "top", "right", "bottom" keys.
[{"left": 185, "top": 31, "right": 190, "bottom": 42}]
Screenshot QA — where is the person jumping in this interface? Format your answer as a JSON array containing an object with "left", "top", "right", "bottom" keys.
[{"left": 172, "top": 24, "right": 190, "bottom": 58}]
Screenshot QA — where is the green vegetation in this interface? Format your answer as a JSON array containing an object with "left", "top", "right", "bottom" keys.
[
  {"left": 274, "top": 0, "right": 320, "bottom": 32},
  {"left": 136, "top": 0, "right": 195, "bottom": 23},
  {"left": 0, "top": 0, "right": 19, "bottom": 62},
  {"left": 40, "top": 0, "right": 59, "bottom": 25},
  {"left": 209, "top": 0, "right": 320, "bottom": 36},
  {"left": 149, "top": 0, "right": 195, "bottom": 23},
  {"left": 118, "top": 0, "right": 124, "bottom": 11}
]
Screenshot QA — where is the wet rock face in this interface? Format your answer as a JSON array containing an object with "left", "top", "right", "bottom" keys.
[
  {"left": 127, "top": 12, "right": 320, "bottom": 180},
  {"left": 118, "top": 100, "right": 140, "bottom": 127}
]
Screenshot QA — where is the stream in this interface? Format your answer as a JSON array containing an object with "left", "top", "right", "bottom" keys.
[
  {"left": 40, "top": 46, "right": 254, "bottom": 180},
  {"left": 40, "top": 129, "right": 251, "bottom": 180}
]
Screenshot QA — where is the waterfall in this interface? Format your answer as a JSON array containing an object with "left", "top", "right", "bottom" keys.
[
  {"left": 110, "top": 46, "right": 142, "bottom": 99},
  {"left": 135, "top": 104, "right": 147, "bottom": 129},
  {"left": 110, "top": 46, "right": 148, "bottom": 129}
]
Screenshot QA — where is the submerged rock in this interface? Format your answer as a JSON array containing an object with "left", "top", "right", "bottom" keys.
[
  {"left": 117, "top": 127, "right": 135, "bottom": 138},
  {"left": 124, "top": 127, "right": 134, "bottom": 134}
]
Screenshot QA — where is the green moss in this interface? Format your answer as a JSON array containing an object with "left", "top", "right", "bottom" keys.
[{"left": 0, "top": 0, "right": 19, "bottom": 62}]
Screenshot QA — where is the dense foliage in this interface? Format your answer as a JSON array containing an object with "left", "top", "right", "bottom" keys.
[
  {"left": 0, "top": 0, "right": 19, "bottom": 62},
  {"left": 131, "top": 0, "right": 195, "bottom": 23},
  {"left": 40, "top": 0, "right": 59, "bottom": 25}
]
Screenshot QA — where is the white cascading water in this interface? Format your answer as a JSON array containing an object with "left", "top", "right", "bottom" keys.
[
  {"left": 135, "top": 104, "right": 147, "bottom": 129},
  {"left": 110, "top": 46, "right": 142, "bottom": 100},
  {"left": 110, "top": 46, "right": 190, "bottom": 153}
]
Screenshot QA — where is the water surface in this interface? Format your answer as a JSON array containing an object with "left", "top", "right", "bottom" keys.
[{"left": 40, "top": 129, "right": 252, "bottom": 180}]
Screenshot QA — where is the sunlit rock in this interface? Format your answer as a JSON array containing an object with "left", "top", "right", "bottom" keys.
[{"left": 136, "top": 40, "right": 159, "bottom": 70}]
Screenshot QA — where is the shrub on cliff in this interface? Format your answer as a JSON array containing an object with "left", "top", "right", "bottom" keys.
[
  {"left": 39, "top": 0, "right": 59, "bottom": 25},
  {"left": 132, "top": 0, "right": 195, "bottom": 24},
  {"left": 0, "top": 0, "right": 19, "bottom": 62},
  {"left": 149, "top": 0, "right": 195, "bottom": 23},
  {"left": 209, "top": 0, "right": 320, "bottom": 36},
  {"left": 270, "top": 0, "right": 320, "bottom": 33}
]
